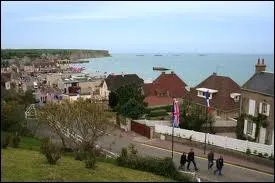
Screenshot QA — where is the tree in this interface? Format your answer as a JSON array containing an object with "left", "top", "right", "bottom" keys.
[
  {"left": 115, "top": 84, "right": 146, "bottom": 120},
  {"left": 108, "top": 91, "right": 118, "bottom": 109},
  {"left": 1, "top": 100, "right": 25, "bottom": 132},
  {"left": 119, "top": 98, "right": 146, "bottom": 119},
  {"left": 179, "top": 101, "right": 214, "bottom": 132},
  {"left": 37, "top": 98, "right": 115, "bottom": 168}
]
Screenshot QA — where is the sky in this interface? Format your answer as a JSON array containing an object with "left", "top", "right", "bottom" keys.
[{"left": 1, "top": 1, "right": 274, "bottom": 54}]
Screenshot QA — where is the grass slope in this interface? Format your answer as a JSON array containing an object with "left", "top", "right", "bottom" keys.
[{"left": 1, "top": 148, "right": 173, "bottom": 182}]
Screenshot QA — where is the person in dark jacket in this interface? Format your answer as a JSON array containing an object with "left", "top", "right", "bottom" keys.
[
  {"left": 179, "top": 152, "right": 187, "bottom": 170},
  {"left": 207, "top": 150, "right": 214, "bottom": 169},
  {"left": 214, "top": 155, "right": 224, "bottom": 175},
  {"left": 187, "top": 148, "right": 199, "bottom": 171}
]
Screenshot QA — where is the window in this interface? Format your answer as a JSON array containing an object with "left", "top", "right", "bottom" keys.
[
  {"left": 234, "top": 96, "right": 239, "bottom": 102},
  {"left": 262, "top": 103, "right": 267, "bottom": 114},
  {"left": 247, "top": 121, "right": 253, "bottom": 135}
]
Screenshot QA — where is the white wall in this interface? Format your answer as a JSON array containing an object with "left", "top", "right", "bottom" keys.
[{"left": 155, "top": 124, "right": 274, "bottom": 156}]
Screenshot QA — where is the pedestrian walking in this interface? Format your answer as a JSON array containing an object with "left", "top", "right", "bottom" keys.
[
  {"left": 187, "top": 148, "right": 199, "bottom": 171},
  {"left": 207, "top": 150, "right": 214, "bottom": 169},
  {"left": 179, "top": 152, "right": 187, "bottom": 170},
  {"left": 214, "top": 155, "right": 224, "bottom": 175}
]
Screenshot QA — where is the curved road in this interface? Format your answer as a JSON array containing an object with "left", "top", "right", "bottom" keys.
[{"left": 97, "top": 131, "right": 274, "bottom": 182}]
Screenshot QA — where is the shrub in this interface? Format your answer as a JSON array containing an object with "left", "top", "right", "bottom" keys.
[
  {"left": 269, "top": 155, "right": 274, "bottom": 160},
  {"left": 40, "top": 138, "right": 61, "bottom": 165},
  {"left": 264, "top": 153, "right": 269, "bottom": 157},
  {"left": 84, "top": 151, "right": 96, "bottom": 169},
  {"left": 246, "top": 148, "right": 251, "bottom": 155},
  {"left": 258, "top": 153, "right": 263, "bottom": 158},
  {"left": 253, "top": 150, "right": 257, "bottom": 155},
  {"left": 40, "top": 137, "right": 50, "bottom": 154},
  {"left": 10, "top": 134, "right": 21, "bottom": 148},
  {"left": 116, "top": 148, "right": 191, "bottom": 181},
  {"left": 74, "top": 150, "right": 85, "bottom": 161},
  {"left": 1, "top": 134, "right": 11, "bottom": 149}
]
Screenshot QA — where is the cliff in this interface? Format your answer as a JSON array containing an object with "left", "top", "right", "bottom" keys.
[{"left": 1, "top": 49, "right": 111, "bottom": 60}]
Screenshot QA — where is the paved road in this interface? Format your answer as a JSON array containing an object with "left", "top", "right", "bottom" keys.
[
  {"left": 29, "top": 120, "right": 274, "bottom": 182},
  {"left": 96, "top": 130, "right": 274, "bottom": 182}
]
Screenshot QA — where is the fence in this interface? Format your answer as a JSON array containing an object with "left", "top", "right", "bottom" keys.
[{"left": 155, "top": 124, "right": 274, "bottom": 156}]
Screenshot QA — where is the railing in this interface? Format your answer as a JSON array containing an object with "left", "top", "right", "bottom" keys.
[{"left": 155, "top": 124, "right": 274, "bottom": 156}]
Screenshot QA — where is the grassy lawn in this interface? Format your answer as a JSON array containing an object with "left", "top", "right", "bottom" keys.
[
  {"left": 1, "top": 148, "right": 174, "bottom": 182},
  {"left": 1, "top": 132, "right": 41, "bottom": 151}
]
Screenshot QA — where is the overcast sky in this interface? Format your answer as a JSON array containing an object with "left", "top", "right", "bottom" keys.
[{"left": 1, "top": 1, "right": 274, "bottom": 54}]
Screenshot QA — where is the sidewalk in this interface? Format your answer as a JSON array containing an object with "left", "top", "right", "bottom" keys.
[{"left": 143, "top": 138, "right": 274, "bottom": 175}]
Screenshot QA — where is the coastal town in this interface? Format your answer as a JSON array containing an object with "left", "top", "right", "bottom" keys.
[{"left": 1, "top": 1, "right": 274, "bottom": 182}]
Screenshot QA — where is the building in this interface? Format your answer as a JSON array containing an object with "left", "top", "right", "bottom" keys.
[
  {"left": 98, "top": 73, "right": 144, "bottom": 100},
  {"left": 241, "top": 58, "right": 274, "bottom": 145},
  {"left": 57, "top": 74, "right": 104, "bottom": 100},
  {"left": 187, "top": 72, "right": 241, "bottom": 120},
  {"left": 33, "top": 61, "right": 58, "bottom": 73},
  {"left": 143, "top": 71, "right": 189, "bottom": 107},
  {"left": 1, "top": 73, "right": 11, "bottom": 90}
]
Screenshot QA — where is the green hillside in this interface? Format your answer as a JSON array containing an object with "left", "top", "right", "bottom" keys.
[{"left": 1, "top": 148, "right": 173, "bottom": 182}]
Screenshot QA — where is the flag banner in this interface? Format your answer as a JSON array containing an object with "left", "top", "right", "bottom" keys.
[
  {"left": 205, "top": 90, "right": 211, "bottom": 113},
  {"left": 172, "top": 99, "right": 180, "bottom": 127}
]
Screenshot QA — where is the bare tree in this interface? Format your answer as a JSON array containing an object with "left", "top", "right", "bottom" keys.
[{"left": 37, "top": 99, "right": 115, "bottom": 150}]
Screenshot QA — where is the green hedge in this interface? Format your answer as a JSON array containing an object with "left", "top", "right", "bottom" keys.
[
  {"left": 116, "top": 148, "right": 191, "bottom": 181},
  {"left": 147, "top": 111, "right": 169, "bottom": 117}
]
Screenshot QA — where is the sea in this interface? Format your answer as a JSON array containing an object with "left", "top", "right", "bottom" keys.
[{"left": 77, "top": 53, "right": 274, "bottom": 87}]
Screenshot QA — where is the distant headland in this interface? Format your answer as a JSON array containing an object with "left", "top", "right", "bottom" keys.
[{"left": 1, "top": 49, "right": 111, "bottom": 61}]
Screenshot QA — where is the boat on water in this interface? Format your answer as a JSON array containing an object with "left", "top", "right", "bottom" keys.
[
  {"left": 153, "top": 67, "right": 170, "bottom": 71},
  {"left": 198, "top": 54, "right": 206, "bottom": 56},
  {"left": 154, "top": 54, "right": 163, "bottom": 56},
  {"left": 136, "top": 54, "right": 144, "bottom": 56}
]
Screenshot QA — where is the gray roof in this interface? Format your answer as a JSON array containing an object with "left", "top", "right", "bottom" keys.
[{"left": 242, "top": 72, "right": 274, "bottom": 96}]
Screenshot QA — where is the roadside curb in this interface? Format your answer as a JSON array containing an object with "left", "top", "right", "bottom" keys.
[{"left": 141, "top": 142, "right": 274, "bottom": 176}]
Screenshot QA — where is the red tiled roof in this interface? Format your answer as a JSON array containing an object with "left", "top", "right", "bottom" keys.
[
  {"left": 189, "top": 73, "right": 241, "bottom": 111},
  {"left": 143, "top": 72, "right": 188, "bottom": 98},
  {"left": 144, "top": 96, "right": 173, "bottom": 107},
  {"left": 143, "top": 83, "right": 153, "bottom": 96}
]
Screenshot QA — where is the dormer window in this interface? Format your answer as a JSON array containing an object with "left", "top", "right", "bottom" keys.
[
  {"left": 196, "top": 88, "right": 217, "bottom": 99},
  {"left": 230, "top": 93, "right": 241, "bottom": 102}
]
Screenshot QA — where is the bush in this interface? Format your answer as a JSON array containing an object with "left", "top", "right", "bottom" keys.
[
  {"left": 84, "top": 151, "right": 96, "bottom": 169},
  {"left": 264, "top": 153, "right": 269, "bottom": 157},
  {"left": 269, "top": 155, "right": 274, "bottom": 160},
  {"left": 40, "top": 138, "right": 61, "bottom": 165},
  {"left": 253, "top": 150, "right": 257, "bottom": 155},
  {"left": 74, "top": 150, "right": 85, "bottom": 161},
  {"left": 147, "top": 111, "right": 168, "bottom": 117},
  {"left": 1, "top": 134, "right": 11, "bottom": 149},
  {"left": 258, "top": 153, "right": 263, "bottom": 158},
  {"left": 116, "top": 148, "right": 191, "bottom": 181},
  {"left": 246, "top": 148, "right": 251, "bottom": 155},
  {"left": 10, "top": 134, "right": 21, "bottom": 148}
]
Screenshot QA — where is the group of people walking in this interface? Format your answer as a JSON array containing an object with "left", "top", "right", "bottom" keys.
[{"left": 179, "top": 148, "right": 224, "bottom": 176}]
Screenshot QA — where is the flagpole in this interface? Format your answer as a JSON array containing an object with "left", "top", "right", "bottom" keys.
[
  {"left": 172, "top": 123, "right": 174, "bottom": 159},
  {"left": 204, "top": 106, "right": 207, "bottom": 155}
]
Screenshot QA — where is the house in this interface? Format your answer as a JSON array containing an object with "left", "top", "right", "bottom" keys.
[
  {"left": 33, "top": 61, "right": 58, "bottom": 73},
  {"left": 98, "top": 73, "right": 144, "bottom": 100},
  {"left": 143, "top": 71, "right": 189, "bottom": 107},
  {"left": 241, "top": 58, "right": 274, "bottom": 145},
  {"left": 1, "top": 73, "right": 11, "bottom": 90},
  {"left": 187, "top": 72, "right": 241, "bottom": 120},
  {"left": 23, "top": 65, "right": 35, "bottom": 73},
  {"left": 57, "top": 74, "right": 104, "bottom": 98},
  {"left": 34, "top": 85, "right": 63, "bottom": 104}
]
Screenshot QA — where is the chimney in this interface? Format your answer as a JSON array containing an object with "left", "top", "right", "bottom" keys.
[
  {"left": 213, "top": 72, "right": 217, "bottom": 76},
  {"left": 171, "top": 71, "right": 174, "bottom": 74},
  {"left": 255, "top": 58, "right": 266, "bottom": 73},
  {"left": 122, "top": 72, "right": 124, "bottom": 77},
  {"left": 161, "top": 71, "right": 165, "bottom": 74}
]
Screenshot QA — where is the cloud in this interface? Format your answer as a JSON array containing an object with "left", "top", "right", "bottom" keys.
[{"left": 8, "top": 1, "right": 274, "bottom": 22}]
